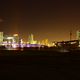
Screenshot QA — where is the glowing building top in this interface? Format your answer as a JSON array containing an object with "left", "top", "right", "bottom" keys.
[
  {"left": 13, "top": 34, "right": 19, "bottom": 36},
  {"left": 77, "top": 31, "right": 80, "bottom": 40},
  {"left": 0, "top": 32, "right": 3, "bottom": 45},
  {"left": 28, "top": 34, "right": 37, "bottom": 44}
]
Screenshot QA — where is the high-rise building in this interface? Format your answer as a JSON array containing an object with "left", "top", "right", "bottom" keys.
[
  {"left": 28, "top": 34, "right": 33, "bottom": 44},
  {"left": 76, "top": 31, "right": 80, "bottom": 47},
  {"left": 13, "top": 34, "right": 19, "bottom": 43},
  {"left": 77, "top": 31, "right": 80, "bottom": 40},
  {"left": 0, "top": 32, "right": 3, "bottom": 44},
  {"left": 28, "top": 34, "right": 37, "bottom": 44}
]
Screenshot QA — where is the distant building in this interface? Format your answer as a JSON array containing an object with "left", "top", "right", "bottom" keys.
[
  {"left": 3, "top": 34, "right": 20, "bottom": 48},
  {"left": 13, "top": 34, "right": 19, "bottom": 44},
  {"left": 77, "top": 31, "right": 80, "bottom": 40},
  {"left": 76, "top": 31, "right": 80, "bottom": 47},
  {"left": 28, "top": 34, "right": 37, "bottom": 44},
  {"left": 57, "top": 40, "right": 79, "bottom": 49},
  {"left": 0, "top": 32, "right": 3, "bottom": 45}
]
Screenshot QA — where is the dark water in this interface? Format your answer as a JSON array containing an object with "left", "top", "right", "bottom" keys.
[{"left": 0, "top": 50, "right": 80, "bottom": 80}]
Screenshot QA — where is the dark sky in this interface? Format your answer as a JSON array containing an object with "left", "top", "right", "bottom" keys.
[{"left": 0, "top": 0, "right": 80, "bottom": 41}]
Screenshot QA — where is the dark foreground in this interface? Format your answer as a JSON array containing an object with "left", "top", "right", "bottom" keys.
[{"left": 0, "top": 50, "right": 80, "bottom": 80}]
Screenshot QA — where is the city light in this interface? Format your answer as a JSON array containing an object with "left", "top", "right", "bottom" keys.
[
  {"left": 13, "top": 34, "right": 18, "bottom": 36},
  {"left": 0, "top": 31, "right": 79, "bottom": 51}
]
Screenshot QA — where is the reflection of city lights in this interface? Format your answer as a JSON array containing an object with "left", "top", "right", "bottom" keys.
[
  {"left": 8, "top": 41, "right": 11, "bottom": 44},
  {"left": 2, "top": 41, "right": 7, "bottom": 45},
  {"left": 21, "top": 44, "right": 24, "bottom": 48},
  {"left": 26, "top": 44, "right": 30, "bottom": 47},
  {"left": 12, "top": 44, "right": 17, "bottom": 48}
]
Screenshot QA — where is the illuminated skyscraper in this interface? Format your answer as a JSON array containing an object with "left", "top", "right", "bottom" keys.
[
  {"left": 77, "top": 31, "right": 80, "bottom": 40},
  {"left": 13, "top": 34, "right": 19, "bottom": 43},
  {"left": 76, "top": 31, "right": 80, "bottom": 47},
  {"left": 28, "top": 34, "right": 37, "bottom": 44},
  {"left": 0, "top": 32, "right": 3, "bottom": 44},
  {"left": 28, "top": 34, "right": 33, "bottom": 44}
]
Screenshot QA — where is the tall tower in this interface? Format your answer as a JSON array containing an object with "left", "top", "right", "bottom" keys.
[
  {"left": 31, "top": 34, "right": 34, "bottom": 42},
  {"left": 76, "top": 30, "right": 80, "bottom": 47},
  {"left": 13, "top": 34, "right": 19, "bottom": 44},
  {"left": 0, "top": 32, "right": 3, "bottom": 45},
  {"left": 28, "top": 34, "right": 34, "bottom": 44},
  {"left": 76, "top": 31, "right": 80, "bottom": 40}
]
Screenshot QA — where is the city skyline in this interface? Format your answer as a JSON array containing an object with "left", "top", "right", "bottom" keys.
[
  {"left": 1, "top": 30, "right": 80, "bottom": 42},
  {"left": 0, "top": 0, "right": 80, "bottom": 41}
]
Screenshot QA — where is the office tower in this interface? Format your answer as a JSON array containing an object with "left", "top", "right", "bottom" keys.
[
  {"left": 77, "top": 31, "right": 80, "bottom": 40},
  {"left": 28, "top": 34, "right": 37, "bottom": 44},
  {"left": 0, "top": 32, "right": 3, "bottom": 45},
  {"left": 76, "top": 31, "right": 80, "bottom": 47},
  {"left": 13, "top": 34, "right": 19, "bottom": 44},
  {"left": 28, "top": 34, "right": 34, "bottom": 44}
]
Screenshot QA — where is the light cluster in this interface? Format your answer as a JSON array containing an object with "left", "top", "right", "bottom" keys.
[{"left": 0, "top": 32, "right": 55, "bottom": 49}]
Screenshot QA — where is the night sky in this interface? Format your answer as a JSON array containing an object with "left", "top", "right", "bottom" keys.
[{"left": 0, "top": 0, "right": 80, "bottom": 42}]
